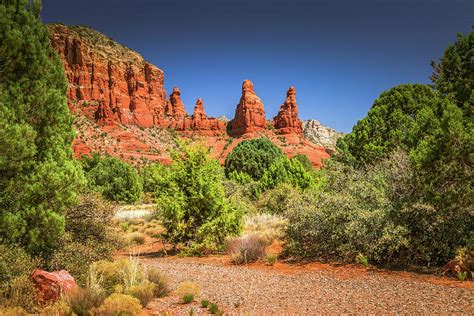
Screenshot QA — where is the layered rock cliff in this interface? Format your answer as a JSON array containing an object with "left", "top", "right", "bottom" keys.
[
  {"left": 48, "top": 24, "right": 226, "bottom": 136},
  {"left": 49, "top": 24, "right": 167, "bottom": 128}
]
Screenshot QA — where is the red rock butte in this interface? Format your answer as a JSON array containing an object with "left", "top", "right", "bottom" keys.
[{"left": 48, "top": 24, "right": 331, "bottom": 167}]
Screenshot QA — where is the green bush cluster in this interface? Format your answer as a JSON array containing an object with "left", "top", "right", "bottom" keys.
[
  {"left": 82, "top": 153, "right": 143, "bottom": 203},
  {"left": 156, "top": 144, "right": 243, "bottom": 254},
  {"left": 224, "top": 138, "right": 284, "bottom": 181}
]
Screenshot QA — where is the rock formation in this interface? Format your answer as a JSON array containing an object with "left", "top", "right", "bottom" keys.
[
  {"left": 49, "top": 24, "right": 337, "bottom": 167},
  {"left": 168, "top": 87, "right": 187, "bottom": 120},
  {"left": 31, "top": 270, "right": 78, "bottom": 304},
  {"left": 302, "top": 119, "right": 344, "bottom": 152},
  {"left": 273, "top": 86, "right": 303, "bottom": 135},
  {"left": 228, "top": 80, "right": 267, "bottom": 136},
  {"left": 49, "top": 24, "right": 167, "bottom": 128}
]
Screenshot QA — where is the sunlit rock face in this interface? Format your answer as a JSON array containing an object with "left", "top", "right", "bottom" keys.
[
  {"left": 273, "top": 86, "right": 303, "bottom": 135},
  {"left": 228, "top": 80, "right": 267, "bottom": 136}
]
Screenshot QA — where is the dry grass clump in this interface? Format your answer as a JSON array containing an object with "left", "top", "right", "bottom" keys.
[
  {"left": 244, "top": 213, "right": 287, "bottom": 241},
  {"left": 127, "top": 232, "right": 146, "bottom": 245},
  {"left": 86, "top": 258, "right": 169, "bottom": 308},
  {"left": 0, "top": 307, "right": 29, "bottom": 316},
  {"left": 227, "top": 234, "right": 269, "bottom": 264},
  {"left": 39, "top": 300, "right": 73, "bottom": 316},
  {"left": 146, "top": 267, "right": 169, "bottom": 298},
  {"left": 175, "top": 281, "right": 201, "bottom": 303},
  {"left": 91, "top": 293, "right": 142, "bottom": 316}
]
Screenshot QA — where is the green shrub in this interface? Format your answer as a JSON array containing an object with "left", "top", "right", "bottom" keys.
[
  {"left": 284, "top": 151, "right": 471, "bottom": 266},
  {"left": 283, "top": 157, "right": 404, "bottom": 263},
  {"left": 50, "top": 193, "right": 120, "bottom": 285},
  {"left": 266, "top": 254, "right": 277, "bottom": 266},
  {"left": 259, "top": 156, "right": 316, "bottom": 193},
  {"left": 224, "top": 138, "right": 284, "bottom": 181},
  {"left": 256, "top": 183, "right": 300, "bottom": 215},
  {"left": 156, "top": 144, "right": 243, "bottom": 254},
  {"left": 182, "top": 293, "right": 194, "bottom": 304},
  {"left": 291, "top": 154, "right": 313, "bottom": 171},
  {"left": 201, "top": 299, "right": 210, "bottom": 308},
  {"left": 228, "top": 234, "right": 269, "bottom": 264},
  {"left": 335, "top": 81, "right": 473, "bottom": 263},
  {"left": 92, "top": 293, "right": 142, "bottom": 316},
  {"left": 82, "top": 153, "right": 142, "bottom": 203},
  {"left": 140, "top": 162, "right": 169, "bottom": 193},
  {"left": 175, "top": 281, "right": 200, "bottom": 301},
  {"left": 208, "top": 303, "right": 220, "bottom": 314}
]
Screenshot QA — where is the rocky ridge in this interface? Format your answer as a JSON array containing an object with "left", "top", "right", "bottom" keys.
[
  {"left": 303, "top": 120, "right": 344, "bottom": 152},
  {"left": 49, "top": 24, "right": 338, "bottom": 166}
]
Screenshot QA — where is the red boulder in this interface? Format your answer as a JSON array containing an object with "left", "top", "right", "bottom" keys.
[{"left": 30, "top": 269, "right": 78, "bottom": 304}]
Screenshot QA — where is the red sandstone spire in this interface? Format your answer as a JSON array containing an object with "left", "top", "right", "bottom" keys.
[
  {"left": 228, "top": 80, "right": 267, "bottom": 136},
  {"left": 273, "top": 86, "right": 303, "bottom": 135}
]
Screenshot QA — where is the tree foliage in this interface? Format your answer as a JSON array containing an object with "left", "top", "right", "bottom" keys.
[
  {"left": 224, "top": 138, "right": 284, "bottom": 181},
  {"left": 156, "top": 144, "right": 243, "bottom": 254},
  {"left": 82, "top": 154, "right": 142, "bottom": 203},
  {"left": 259, "top": 156, "right": 316, "bottom": 192},
  {"left": 431, "top": 28, "right": 473, "bottom": 113},
  {"left": 0, "top": 0, "right": 84, "bottom": 256},
  {"left": 284, "top": 151, "right": 472, "bottom": 265}
]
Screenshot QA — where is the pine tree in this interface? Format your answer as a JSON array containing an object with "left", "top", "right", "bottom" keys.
[{"left": 0, "top": 0, "right": 84, "bottom": 256}]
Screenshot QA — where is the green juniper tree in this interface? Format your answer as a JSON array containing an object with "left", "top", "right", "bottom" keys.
[{"left": 0, "top": 0, "right": 83, "bottom": 256}]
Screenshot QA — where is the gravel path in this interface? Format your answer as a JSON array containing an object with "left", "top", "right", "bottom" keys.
[{"left": 143, "top": 257, "right": 474, "bottom": 315}]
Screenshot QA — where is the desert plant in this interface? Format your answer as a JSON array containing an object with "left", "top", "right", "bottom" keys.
[
  {"left": 266, "top": 254, "right": 277, "bottom": 266},
  {"left": 175, "top": 281, "right": 201, "bottom": 302},
  {"left": 224, "top": 138, "right": 284, "bottom": 181},
  {"left": 0, "top": 244, "right": 39, "bottom": 302},
  {"left": 39, "top": 300, "right": 73, "bottom": 316},
  {"left": 156, "top": 144, "right": 243, "bottom": 254},
  {"left": 356, "top": 253, "right": 369, "bottom": 266},
  {"left": 201, "top": 299, "right": 210, "bottom": 308},
  {"left": 228, "top": 234, "right": 269, "bottom": 264},
  {"left": 128, "top": 232, "right": 146, "bottom": 245},
  {"left": 208, "top": 303, "right": 221, "bottom": 315},
  {"left": 182, "top": 293, "right": 194, "bottom": 304},
  {"left": 126, "top": 280, "right": 155, "bottom": 307},
  {"left": 92, "top": 293, "right": 142, "bottom": 316},
  {"left": 82, "top": 154, "right": 142, "bottom": 203},
  {"left": 258, "top": 156, "right": 316, "bottom": 193},
  {"left": 256, "top": 183, "right": 300, "bottom": 215},
  {"left": 0, "top": 307, "right": 29, "bottom": 316},
  {"left": 456, "top": 271, "right": 467, "bottom": 281},
  {"left": 146, "top": 267, "right": 169, "bottom": 298},
  {"left": 5, "top": 275, "right": 37, "bottom": 312},
  {"left": 66, "top": 287, "right": 106, "bottom": 316}
]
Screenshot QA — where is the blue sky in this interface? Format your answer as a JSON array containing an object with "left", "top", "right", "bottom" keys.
[{"left": 41, "top": 0, "right": 473, "bottom": 132}]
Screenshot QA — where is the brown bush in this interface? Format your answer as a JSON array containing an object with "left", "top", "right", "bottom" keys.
[{"left": 227, "top": 234, "right": 269, "bottom": 264}]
